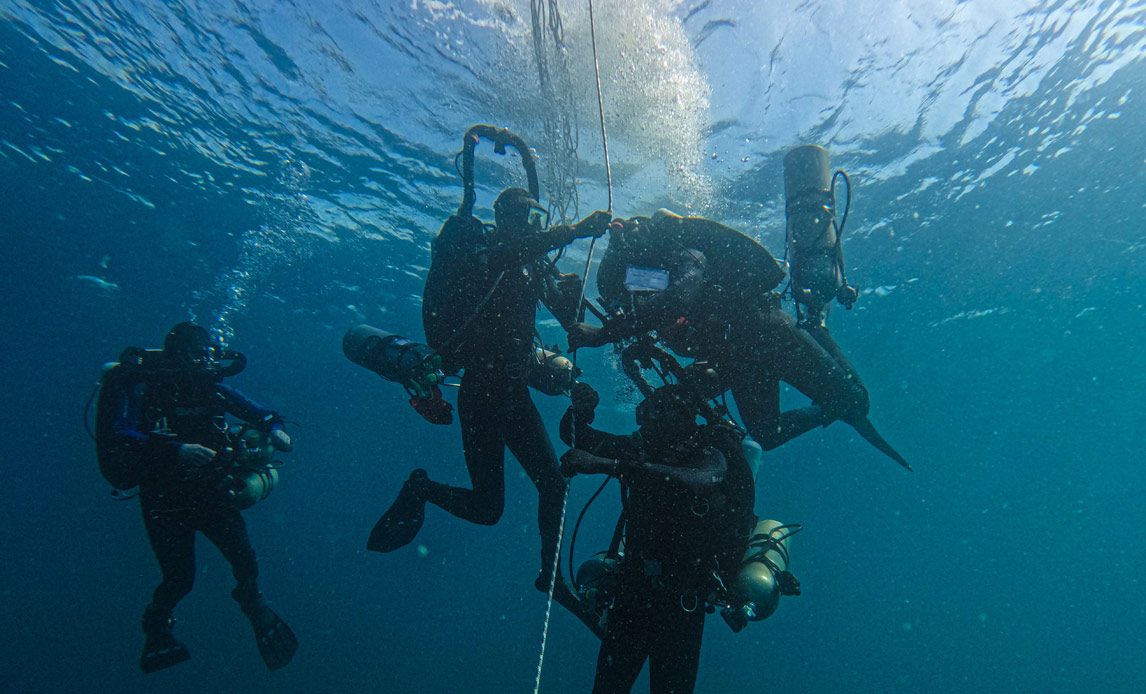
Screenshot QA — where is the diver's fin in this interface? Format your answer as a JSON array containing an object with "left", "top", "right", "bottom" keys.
[
  {"left": 241, "top": 598, "right": 298, "bottom": 671},
  {"left": 140, "top": 636, "right": 190, "bottom": 674},
  {"left": 849, "top": 417, "right": 912, "bottom": 471},
  {"left": 367, "top": 469, "right": 428, "bottom": 553},
  {"left": 140, "top": 607, "right": 191, "bottom": 674}
]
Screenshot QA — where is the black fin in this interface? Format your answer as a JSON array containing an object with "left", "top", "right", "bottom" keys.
[{"left": 367, "top": 471, "right": 428, "bottom": 553}]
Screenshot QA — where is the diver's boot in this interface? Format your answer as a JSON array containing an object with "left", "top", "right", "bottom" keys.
[
  {"left": 535, "top": 571, "right": 606, "bottom": 639},
  {"left": 140, "top": 604, "right": 191, "bottom": 674},
  {"left": 367, "top": 469, "right": 429, "bottom": 553},
  {"left": 236, "top": 593, "right": 298, "bottom": 671}
]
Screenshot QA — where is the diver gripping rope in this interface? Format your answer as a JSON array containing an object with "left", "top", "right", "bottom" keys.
[{"left": 533, "top": 2, "right": 614, "bottom": 692}]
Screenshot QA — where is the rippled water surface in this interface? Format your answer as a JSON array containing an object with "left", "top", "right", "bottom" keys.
[{"left": 3, "top": 1, "right": 1145, "bottom": 692}]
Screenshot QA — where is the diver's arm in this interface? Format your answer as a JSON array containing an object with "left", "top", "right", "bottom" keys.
[
  {"left": 625, "top": 446, "right": 728, "bottom": 492},
  {"left": 563, "top": 446, "right": 728, "bottom": 493},
  {"left": 219, "top": 383, "right": 292, "bottom": 451},
  {"left": 218, "top": 383, "right": 282, "bottom": 428},
  {"left": 481, "top": 211, "right": 611, "bottom": 272},
  {"left": 539, "top": 264, "right": 583, "bottom": 329},
  {"left": 558, "top": 407, "right": 635, "bottom": 459}
]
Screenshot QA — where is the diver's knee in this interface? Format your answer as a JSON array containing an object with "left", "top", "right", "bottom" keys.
[
  {"left": 471, "top": 502, "right": 504, "bottom": 526},
  {"left": 745, "top": 420, "right": 786, "bottom": 451},
  {"left": 162, "top": 575, "right": 194, "bottom": 601},
  {"left": 536, "top": 472, "right": 567, "bottom": 498},
  {"left": 842, "top": 380, "right": 870, "bottom": 417}
]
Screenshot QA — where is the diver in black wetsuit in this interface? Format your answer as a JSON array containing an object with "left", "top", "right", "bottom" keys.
[
  {"left": 368, "top": 187, "right": 610, "bottom": 628},
  {"left": 559, "top": 381, "right": 756, "bottom": 694},
  {"left": 98, "top": 322, "right": 297, "bottom": 673},
  {"left": 567, "top": 210, "right": 908, "bottom": 469}
]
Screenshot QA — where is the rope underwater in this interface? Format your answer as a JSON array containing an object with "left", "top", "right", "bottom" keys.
[{"left": 532, "top": 1, "right": 614, "bottom": 692}]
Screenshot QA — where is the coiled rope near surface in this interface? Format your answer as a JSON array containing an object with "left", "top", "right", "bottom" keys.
[{"left": 532, "top": 1, "right": 614, "bottom": 692}]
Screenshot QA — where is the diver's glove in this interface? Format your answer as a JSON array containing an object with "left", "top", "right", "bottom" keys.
[
  {"left": 570, "top": 381, "right": 600, "bottom": 422},
  {"left": 555, "top": 272, "right": 583, "bottom": 299},
  {"left": 567, "top": 323, "right": 610, "bottom": 350},
  {"left": 570, "top": 210, "right": 612, "bottom": 240},
  {"left": 177, "top": 443, "right": 217, "bottom": 479},
  {"left": 560, "top": 449, "right": 620, "bottom": 478},
  {"left": 269, "top": 428, "right": 293, "bottom": 453}
]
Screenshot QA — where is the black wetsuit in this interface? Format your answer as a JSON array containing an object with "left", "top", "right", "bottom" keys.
[
  {"left": 595, "top": 214, "right": 869, "bottom": 450},
  {"left": 421, "top": 213, "right": 584, "bottom": 576},
  {"left": 107, "top": 366, "right": 284, "bottom": 612},
  {"left": 560, "top": 410, "right": 755, "bottom": 694}
]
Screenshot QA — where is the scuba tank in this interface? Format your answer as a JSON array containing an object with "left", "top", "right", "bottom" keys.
[
  {"left": 783, "top": 145, "right": 858, "bottom": 325},
  {"left": 342, "top": 324, "right": 444, "bottom": 397},
  {"left": 524, "top": 348, "right": 580, "bottom": 396},
  {"left": 222, "top": 426, "right": 280, "bottom": 510},
  {"left": 342, "top": 324, "right": 453, "bottom": 425},
  {"left": 722, "top": 519, "right": 802, "bottom": 631},
  {"left": 574, "top": 548, "right": 622, "bottom": 632}
]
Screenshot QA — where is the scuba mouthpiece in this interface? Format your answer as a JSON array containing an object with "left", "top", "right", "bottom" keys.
[
  {"left": 457, "top": 125, "right": 540, "bottom": 219},
  {"left": 783, "top": 145, "right": 858, "bottom": 325},
  {"left": 216, "top": 349, "right": 247, "bottom": 378}
]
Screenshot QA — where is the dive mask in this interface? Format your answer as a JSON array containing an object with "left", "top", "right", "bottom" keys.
[{"left": 527, "top": 204, "right": 549, "bottom": 232}]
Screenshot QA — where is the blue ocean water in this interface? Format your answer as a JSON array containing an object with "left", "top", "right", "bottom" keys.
[{"left": 2, "top": 0, "right": 1145, "bottom": 692}]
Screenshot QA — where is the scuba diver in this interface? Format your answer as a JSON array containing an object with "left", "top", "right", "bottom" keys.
[
  {"left": 94, "top": 322, "right": 298, "bottom": 673},
  {"left": 566, "top": 146, "right": 908, "bottom": 470},
  {"left": 365, "top": 125, "right": 611, "bottom": 634},
  {"left": 559, "top": 380, "right": 785, "bottom": 694}
]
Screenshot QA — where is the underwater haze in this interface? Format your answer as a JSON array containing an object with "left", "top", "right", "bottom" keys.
[{"left": 3, "top": 0, "right": 1146, "bottom": 692}]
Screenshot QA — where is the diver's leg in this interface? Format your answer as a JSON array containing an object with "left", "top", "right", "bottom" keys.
[
  {"left": 648, "top": 606, "right": 705, "bottom": 694},
  {"left": 139, "top": 501, "right": 195, "bottom": 673},
  {"left": 501, "top": 383, "right": 565, "bottom": 577},
  {"left": 367, "top": 372, "right": 507, "bottom": 552},
  {"left": 499, "top": 383, "right": 604, "bottom": 634},
  {"left": 420, "top": 370, "right": 507, "bottom": 526},
  {"left": 801, "top": 320, "right": 869, "bottom": 397},
  {"left": 591, "top": 585, "right": 652, "bottom": 694},
  {"left": 202, "top": 506, "right": 298, "bottom": 670},
  {"left": 778, "top": 312, "right": 869, "bottom": 419},
  {"left": 198, "top": 505, "right": 259, "bottom": 601},
  {"left": 141, "top": 503, "right": 196, "bottom": 615},
  {"left": 733, "top": 372, "right": 829, "bottom": 450},
  {"left": 752, "top": 310, "right": 868, "bottom": 428}
]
